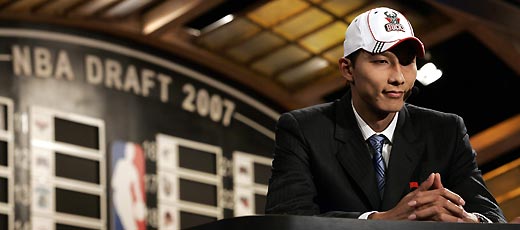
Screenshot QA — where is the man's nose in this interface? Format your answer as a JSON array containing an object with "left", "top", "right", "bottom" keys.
[{"left": 389, "top": 64, "right": 405, "bottom": 85}]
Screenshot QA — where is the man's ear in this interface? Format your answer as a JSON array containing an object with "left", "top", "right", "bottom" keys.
[{"left": 338, "top": 57, "right": 354, "bottom": 82}]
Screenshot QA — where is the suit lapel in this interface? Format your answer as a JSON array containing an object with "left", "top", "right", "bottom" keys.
[
  {"left": 334, "top": 92, "right": 381, "bottom": 210},
  {"left": 381, "top": 106, "right": 424, "bottom": 210}
]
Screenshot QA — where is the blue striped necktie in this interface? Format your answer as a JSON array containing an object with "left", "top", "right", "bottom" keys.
[{"left": 368, "top": 134, "right": 386, "bottom": 198}]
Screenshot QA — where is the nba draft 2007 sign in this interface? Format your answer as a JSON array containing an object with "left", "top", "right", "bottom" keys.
[{"left": 0, "top": 21, "right": 278, "bottom": 230}]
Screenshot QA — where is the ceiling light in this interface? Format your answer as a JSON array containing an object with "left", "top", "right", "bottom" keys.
[
  {"left": 417, "top": 62, "right": 442, "bottom": 86},
  {"left": 201, "top": 14, "right": 235, "bottom": 34}
]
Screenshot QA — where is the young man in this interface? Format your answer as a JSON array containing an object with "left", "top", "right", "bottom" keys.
[{"left": 265, "top": 7, "right": 506, "bottom": 223}]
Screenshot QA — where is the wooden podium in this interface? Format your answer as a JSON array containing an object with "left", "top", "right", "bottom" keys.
[{"left": 186, "top": 215, "right": 519, "bottom": 230}]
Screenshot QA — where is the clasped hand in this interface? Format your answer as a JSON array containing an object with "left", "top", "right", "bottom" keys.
[{"left": 370, "top": 173, "right": 479, "bottom": 223}]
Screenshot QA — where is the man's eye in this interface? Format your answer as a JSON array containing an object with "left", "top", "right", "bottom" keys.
[
  {"left": 374, "top": 60, "right": 388, "bottom": 64},
  {"left": 399, "top": 57, "right": 415, "bottom": 66}
]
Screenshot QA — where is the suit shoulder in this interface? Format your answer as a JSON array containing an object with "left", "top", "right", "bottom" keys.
[
  {"left": 405, "top": 103, "right": 463, "bottom": 124},
  {"left": 278, "top": 101, "right": 336, "bottom": 128},
  {"left": 286, "top": 101, "right": 335, "bottom": 120}
]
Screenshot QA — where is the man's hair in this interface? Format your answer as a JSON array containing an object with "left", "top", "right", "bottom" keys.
[
  {"left": 345, "top": 49, "right": 362, "bottom": 67},
  {"left": 345, "top": 42, "right": 418, "bottom": 67}
]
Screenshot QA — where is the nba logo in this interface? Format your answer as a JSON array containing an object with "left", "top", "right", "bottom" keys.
[{"left": 111, "top": 141, "right": 147, "bottom": 230}]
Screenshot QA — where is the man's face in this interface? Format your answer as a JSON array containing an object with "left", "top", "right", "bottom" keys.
[{"left": 345, "top": 44, "right": 417, "bottom": 117}]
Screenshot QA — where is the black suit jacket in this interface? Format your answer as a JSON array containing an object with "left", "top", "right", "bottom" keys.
[{"left": 265, "top": 92, "right": 506, "bottom": 222}]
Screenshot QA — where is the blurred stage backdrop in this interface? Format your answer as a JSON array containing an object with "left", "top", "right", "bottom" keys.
[{"left": 0, "top": 22, "right": 279, "bottom": 230}]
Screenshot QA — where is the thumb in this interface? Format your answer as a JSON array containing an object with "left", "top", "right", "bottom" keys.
[{"left": 417, "top": 173, "right": 435, "bottom": 191}]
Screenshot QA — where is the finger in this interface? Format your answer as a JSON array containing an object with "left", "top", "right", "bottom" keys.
[
  {"left": 414, "top": 196, "right": 466, "bottom": 219},
  {"left": 417, "top": 173, "right": 435, "bottom": 192},
  {"left": 413, "top": 188, "right": 465, "bottom": 209},
  {"left": 409, "top": 206, "right": 462, "bottom": 222},
  {"left": 408, "top": 174, "right": 435, "bottom": 207},
  {"left": 445, "top": 201, "right": 465, "bottom": 218},
  {"left": 438, "top": 187, "right": 465, "bottom": 206},
  {"left": 408, "top": 173, "right": 440, "bottom": 207},
  {"left": 417, "top": 187, "right": 465, "bottom": 206},
  {"left": 431, "top": 173, "right": 444, "bottom": 189}
]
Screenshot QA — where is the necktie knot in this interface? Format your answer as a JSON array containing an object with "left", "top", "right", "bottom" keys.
[
  {"left": 368, "top": 134, "right": 385, "bottom": 152},
  {"left": 368, "top": 134, "right": 386, "bottom": 198}
]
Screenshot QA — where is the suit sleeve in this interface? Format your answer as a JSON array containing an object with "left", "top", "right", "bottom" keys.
[
  {"left": 265, "top": 112, "right": 361, "bottom": 218},
  {"left": 446, "top": 116, "right": 506, "bottom": 223}
]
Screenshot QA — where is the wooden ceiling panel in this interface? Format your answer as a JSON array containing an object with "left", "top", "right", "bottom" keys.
[
  {"left": 247, "top": 0, "right": 309, "bottom": 28},
  {"left": 226, "top": 31, "right": 286, "bottom": 63},
  {"left": 251, "top": 45, "right": 311, "bottom": 77},
  {"left": 68, "top": 0, "right": 119, "bottom": 17},
  {"left": 298, "top": 21, "right": 347, "bottom": 54},
  {"left": 103, "top": 0, "right": 155, "bottom": 18},
  {"left": 36, "top": 0, "right": 84, "bottom": 15},
  {"left": 2, "top": 0, "right": 47, "bottom": 12},
  {"left": 344, "top": 1, "right": 403, "bottom": 23},
  {"left": 277, "top": 56, "right": 331, "bottom": 87},
  {"left": 142, "top": 0, "right": 200, "bottom": 34},
  {"left": 197, "top": 18, "right": 261, "bottom": 50},
  {"left": 322, "top": 45, "right": 343, "bottom": 63},
  {"left": 273, "top": 7, "right": 333, "bottom": 41},
  {"left": 321, "top": 0, "right": 370, "bottom": 17}
]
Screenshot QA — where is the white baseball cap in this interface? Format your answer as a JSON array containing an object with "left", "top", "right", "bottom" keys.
[{"left": 343, "top": 7, "right": 425, "bottom": 58}]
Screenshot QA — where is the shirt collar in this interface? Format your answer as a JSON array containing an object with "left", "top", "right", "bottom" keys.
[{"left": 351, "top": 100, "right": 398, "bottom": 143}]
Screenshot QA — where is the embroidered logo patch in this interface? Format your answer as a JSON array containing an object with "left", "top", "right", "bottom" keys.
[{"left": 384, "top": 11, "right": 405, "bottom": 32}]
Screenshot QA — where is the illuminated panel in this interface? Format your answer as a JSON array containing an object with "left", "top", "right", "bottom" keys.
[
  {"left": 56, "top": 223, "right": 97, "bottom": 230},
  {"left": 179, "top": 211, "right": 217, "bottom": 229},
  {"left": 55, "top": 188, "right": 100, "bottom": 218},
  {"left": 30, "top": 106, "right": 105, "bottom": 230},
  {"left": 179, "top": 179, "right": 217, "bottom": 206},
  {"left": 0, "top": 104, "right": 6, "bottom": 132},
  {"left": 54, "top": 118, "right": 99, "bottom": 149},
  {"left": 156, "top": 134, "right": 223, "bottom": 230},
  {"left": 178, "top": 146, "right": 217, "bottom": 174},
  {"left": 0, "top": 214, "right": 6, "bottom": 229},
  {"left": 232, "top": 151, "right": 272, "bottom": 216},
  {"left": 0, "top": 178, "right": 7, "bottom": 202},
  {"left": 55, "top": 152, "right": 100, "bottom": 184},
  {"left": 0, "top": 141, "right": 7, "bottom": 166},
  {"left": 0, "top": 97, "right": 13, "bottom": 230},
  {"left": 253, "top": 162, "right": 271, "bottom": 186},
  {"left": 255, "top": 194, "right": 266, "bottom": 214}
]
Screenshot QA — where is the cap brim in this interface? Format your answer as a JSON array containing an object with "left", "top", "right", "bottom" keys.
[{"left": 386, "top": 37, "right": 425, "bottom": 58}]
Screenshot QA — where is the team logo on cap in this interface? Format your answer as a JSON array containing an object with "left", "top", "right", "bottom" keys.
[{"left": 384, "top": 11, "right": 405, "bottom": 32}]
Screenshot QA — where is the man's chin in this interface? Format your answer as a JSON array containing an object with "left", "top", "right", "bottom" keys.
[{"left": 380, "top": 101, "right": 404, "bottom": 112}]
